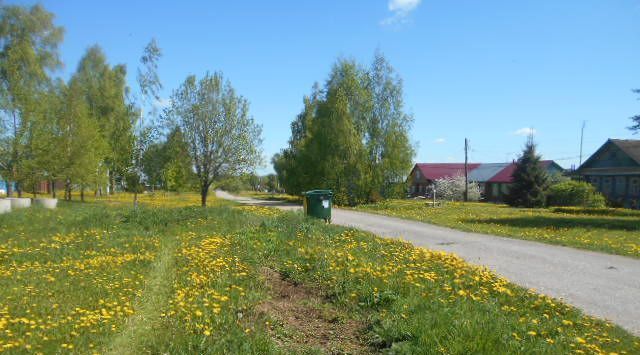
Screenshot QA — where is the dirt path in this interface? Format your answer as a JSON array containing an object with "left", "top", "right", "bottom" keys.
[{"left": 216, "top": 190, "right": 640, "bottom": 336}]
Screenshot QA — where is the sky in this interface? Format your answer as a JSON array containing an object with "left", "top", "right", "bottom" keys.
[{"left": 10, "top": 0, "right": 640, "bottom": 174}]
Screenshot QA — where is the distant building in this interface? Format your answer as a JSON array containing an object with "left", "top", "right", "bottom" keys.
[
  {"left": 408, "top": 160, "right": 564, "bottom": 202},
  {"left": 575, "top": 139, "right": 640, "bottom": 208}
]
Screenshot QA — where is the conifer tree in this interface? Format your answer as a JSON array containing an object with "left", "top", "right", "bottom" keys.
[
  {"left": 505, "top": 137, "right": 549, "bottom": 208},
  {"left": 630, "top": 89, "right": 639, "bottom": 133}
]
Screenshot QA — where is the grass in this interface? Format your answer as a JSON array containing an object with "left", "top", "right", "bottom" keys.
[
  {"left": 354, "top": 199, "right": 640, "bottom": 258},
  {"left": 0, "top": 193, "right": 638, "bottom": 353}
]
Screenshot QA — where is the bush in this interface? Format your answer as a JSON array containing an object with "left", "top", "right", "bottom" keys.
[
  {"left": 434, "top": 175, "right": 481, "bottom": 202},
  {"left": 547, "top": 180, "right": 606, "bottom": 208},
  {"left": 214, "top": 177, "right": 250, "bottom": 193}
]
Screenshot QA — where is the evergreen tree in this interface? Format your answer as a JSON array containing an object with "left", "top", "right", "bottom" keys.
[
  {"left": 505, "top": 138, "right": 549, "bottom": 208},
  {"left": 630, "top": 89, "right": 639, "bottom": 133}
]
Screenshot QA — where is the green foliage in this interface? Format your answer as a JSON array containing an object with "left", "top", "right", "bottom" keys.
[
  {"left": 74, "top": 45, "right": 133, "bottom": 184},
  {"left": 505, "top": 139, "right": 549, "bottom": 208},
  {"left": 0, "top": 3, "right": 63, "bottom": 196},
  {"left": 629, "top": 89, "right": 639, "bottom": 133},
  {"left": 274, "top": 52, "right": 414, "bottom": 205},
  {"left": 57, "top": 78, "right": 108, "bottom": 198},
  {"left": 214, "top": 176, "right": 250, "bottom": 193},
  {"left": 547, "top": 180, "right": 607, "bottom": 208},
  {"left": 167, "top": 72, "right": 263, "bottom": 206}
]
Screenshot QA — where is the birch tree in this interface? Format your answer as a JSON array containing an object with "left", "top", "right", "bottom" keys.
[{"left": 0, "top": 4, "right": 63, "bottom": 196}]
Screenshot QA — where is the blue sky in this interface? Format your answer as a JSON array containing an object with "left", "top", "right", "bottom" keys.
[{"left": 10, "top": 0, "right": 640, "bottom": 173}]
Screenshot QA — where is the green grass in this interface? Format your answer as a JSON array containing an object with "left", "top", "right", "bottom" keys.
[
  {"left": 0, "top": 195, "right": 638, "bottom": 354},
  {"left": 354, "top": 199, "right": 640, "bottom": 258}
]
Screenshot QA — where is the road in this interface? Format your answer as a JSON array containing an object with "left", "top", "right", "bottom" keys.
[{"left": 216, "top": 191, "right": 640, "bottom": 335}]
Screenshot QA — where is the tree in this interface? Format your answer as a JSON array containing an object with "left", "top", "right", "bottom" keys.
[
  {"left": 58, "top": 78, "right": 107, "bottom": 201},
  {"left": 630, "top": 89, "right": 640, "bottom": 133},
  {"left": 20, "top": 80, "right": 64, "bottom": 197},
  {"left": 434, "top": 175, "right": 481, "bottom": 202},
  {"left": 73, "top": 45, "right": 132, "bottom": 195},
  {"left": 301, "top": 83, "right": 368, "bottom": 205},
  {"left": 265, "top": 174, "right": 278, "bottom": 192},
  {"left": 0, "top": 4, "right": 63, "bottom": 196},
  {"left": 168, "top": 72, "right": 263, "bottom": 206},
  {"left": 128, "top": 39, "right": 163, "bottom": 207},
  {"left": 273, "top": 52, "right": 414, "bottom": 204},
  {"left": 141, "top": 127, "right": 194, "bottom": 192},
  {"left": 505, "top": 138, "right": 549, "bottom": 208},
  {"left": 366, "top": 51, "right": 414, "bottom": 199}
]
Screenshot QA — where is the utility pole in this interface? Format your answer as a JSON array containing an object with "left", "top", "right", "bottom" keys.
[
  {"left": 464, "top": 138, "right": 469, "bottom": 202},
  {"left": 579, "top": 121, "right": 586, "bottom": 167}
]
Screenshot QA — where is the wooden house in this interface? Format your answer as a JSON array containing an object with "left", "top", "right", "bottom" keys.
[{"left": 575, "top": 139, "right": 640, "bottom": 208}]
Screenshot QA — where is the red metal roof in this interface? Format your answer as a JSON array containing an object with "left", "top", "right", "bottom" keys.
[
  {"left": 487, "top": 160, "right": 555, "bottom": 183},
  {"left": 415, "top": 163, "right": 481, "bottom": 181}
]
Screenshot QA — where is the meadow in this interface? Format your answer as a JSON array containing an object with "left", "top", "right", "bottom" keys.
[
  {"left": 354, "top": 200, "right": 640, "bottom": 258},
  {"left": 0, "top": 193, "right": 638, "bottom": 354}
]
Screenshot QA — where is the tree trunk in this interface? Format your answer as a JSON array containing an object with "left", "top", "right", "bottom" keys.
[
  {"left": 16, "top": 182, "right": 22, "bottom": 198},
  {"left": 133, "top": 192, "right": 139, "bottom": 209},
  {"left": 109, "top": 170, "right": 115, "bottom": 195},
  {"left": 5, "top": 180, "right": 11, "bottom": 197},
  {"left": 80, "top": 187, "right": 85, "bottom": 202},
  {"left": 65, "top": 179, "right": 71, "bottom": 201},
  {"left": 201, "top": 183, "right": 209, "bottom": 207},
  {"left": 51, "top": 180, "right": 56, "bottom": 199}
]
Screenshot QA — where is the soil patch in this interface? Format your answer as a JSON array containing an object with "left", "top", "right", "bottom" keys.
[{"left": 257, "top": 268, "right": 375, "bottom": 354}]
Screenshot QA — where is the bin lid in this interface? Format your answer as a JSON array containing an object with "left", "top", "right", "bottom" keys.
[{"left": 304, "top": 189, "right": 333, "bottom": 196}]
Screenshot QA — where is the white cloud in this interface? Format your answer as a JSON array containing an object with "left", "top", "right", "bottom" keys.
[
  {"left": 381, "top": 0, "right": 422, "bottom": 26},
  {"left": 434, "top": 138, "right": 446, "bottom": 144},
  {"left": 513, "top": 127, "right": 537, "bottom": 136},
  {"left": 389, "top": 0, "right": 421, "bottom": 12}
]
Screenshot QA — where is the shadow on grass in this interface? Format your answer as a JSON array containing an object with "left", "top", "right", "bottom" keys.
[{"left": 465, "top": 215, "right": 640, "bottom": 231}]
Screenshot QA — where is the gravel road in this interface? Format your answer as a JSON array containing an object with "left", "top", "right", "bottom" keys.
[{"left": 216, "top": 191, "right": 640, "bottom": 335}]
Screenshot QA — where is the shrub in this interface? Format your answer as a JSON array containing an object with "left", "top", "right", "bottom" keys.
[
  {"left": 434, "top": 175, "right": 481, "bottom": 202},
  {"left": 214, "top": 177, "right": 250, "bottom": 193},
  {"left": 547, "top": 180, "right": 606, "bottom": 208}
]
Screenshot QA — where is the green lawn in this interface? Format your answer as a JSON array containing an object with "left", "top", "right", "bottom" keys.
[
  {"left": 0, "top": 194, "right": 638, "bottom": 354},
  {"left": 354, "top": 200, "right": 640, "bottom": 258}
]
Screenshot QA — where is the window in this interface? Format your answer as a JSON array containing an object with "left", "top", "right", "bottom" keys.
[
  {"left": 602, "top": 177, "right": 612, "bottom": 194},
  {"left": 630, "top": 178, "right": 640, "bottom": 196},
  {"left": 615, "top": 176, "right": 626, "bottom": 195}
]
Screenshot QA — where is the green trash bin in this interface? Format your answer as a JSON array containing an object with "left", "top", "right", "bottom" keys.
[{"left": 303, "top": 190, "right": 333, "bottom": 223}]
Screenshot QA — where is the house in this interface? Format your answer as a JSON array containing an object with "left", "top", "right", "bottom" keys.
[
  {"left": 575, "top": 139, "right": 640, "bottom": 208},
  {"left": 408, "top": 160, "right": 564, "bottom": 201}
]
